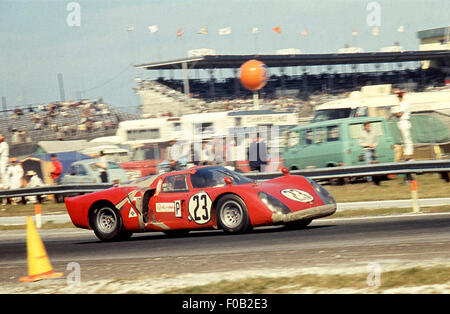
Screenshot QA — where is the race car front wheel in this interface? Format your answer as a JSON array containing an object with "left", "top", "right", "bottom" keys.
[
  {"left": 91, "top": 205, "right": 131, "bottom": 242},
  {"left": 216, "top": 195, "right": 250, "bottom": 234}
]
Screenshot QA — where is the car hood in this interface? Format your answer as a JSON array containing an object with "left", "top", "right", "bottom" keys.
[{"left": 255, "top": 175, "right": 335, "bottom": 209}]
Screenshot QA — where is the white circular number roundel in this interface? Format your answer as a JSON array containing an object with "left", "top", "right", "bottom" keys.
[
  {"left": 281, "top": 189, "right": 314, "bottom": 203},
  {"left": 188, "top": 192, "right": 212, "bottom": 224}
]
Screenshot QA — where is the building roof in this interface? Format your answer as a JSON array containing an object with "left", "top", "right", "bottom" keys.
[
  {"left": 135, "top": 50, "right": 450, "bottom": 70},
  {"left": 417, "top": 26, "right": 450, "bottom": 39}
]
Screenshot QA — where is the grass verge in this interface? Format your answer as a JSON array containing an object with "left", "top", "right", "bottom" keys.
[
  {"left": 329, "top": 205, "right": 450, "bottom": 218},
  {"left": 324, "top": 173, "right": 449, "bottom": 203},
  {"left": 163, "top": 266, "right": 450, "bottom": 293}
]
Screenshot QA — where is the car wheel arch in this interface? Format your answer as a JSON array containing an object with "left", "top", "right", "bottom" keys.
[
  {"left": 213, "top": 192, "right": 252, "bottom": 222},
  {"left": 88, "top": 200, "right": 119, "bottom": 229}
]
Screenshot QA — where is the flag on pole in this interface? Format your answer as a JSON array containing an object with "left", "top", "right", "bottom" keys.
[
  {"left": 177, "top": 28, "right": 184, "bottom": 38},
  {"left": 351, "top": 29, "right": 358, "bottom": 36},
  {"left": 397, "top": 25, "right": 405, "bottom": 33},
  {"left": 252, "top": 27, "right": 259, "bottom": 34},
  {"left": 148, "top": 25, "right": 159, "bottom": 33},
  {"left": 272, "top": 26, "right": 281, "bottom": 34},
  {"left": 219, "top": 27, "right": 231, "bottom": 35},
  {"left": 198, "top": 27, "right": 208, "bottom": 35},
  {"left": 301, "top": 28, "right": 308, "bottom": 37},
  {"left": 372, "top": 27, "right": 379, "bottom": 36}
]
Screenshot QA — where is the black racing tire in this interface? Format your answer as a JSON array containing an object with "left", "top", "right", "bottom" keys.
[
  {"left": 91, "top": 205, "right": 127, "bottom": 242},
  {"left": 216, "top": 194, "right": 251, "bottom": 234},
  {"left": 118, "top": 228, "right": 133, "bottom": 241},
  {"left": 285, "top": 219, "right": 312, "bottom": 230}
]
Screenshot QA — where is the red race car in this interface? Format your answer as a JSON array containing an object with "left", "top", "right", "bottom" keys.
[{"left": 64, "top": 166, "right": 336, "bottom": 241}]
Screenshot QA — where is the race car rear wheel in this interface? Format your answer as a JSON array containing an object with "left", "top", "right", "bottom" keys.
[
  {"left": 216, "top": 195, "right": 250, "bottom": 234},
  {"left": 91, "top": 205, "right": 125, "bottom": 242}
]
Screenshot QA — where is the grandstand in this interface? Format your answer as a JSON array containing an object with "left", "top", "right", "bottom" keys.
[
  {"left": 1, "top": 99, "right": 140, "bottom": 158},
  {"left": 133, "top": 36, "right": 450, "bottom": 116}
]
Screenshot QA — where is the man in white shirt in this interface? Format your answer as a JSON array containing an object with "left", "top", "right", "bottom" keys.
[
  {"left": 359, "top": 122, "right": 378, "bottom": 182},
  {"left": 200, "top": 140, "right": 215, "bottom": 165},
  {"left": 392, "top": 92, "right": 414, "bottom": 160},
  {"left": 95, "top": 151, "right": 109, "bottom": 183},
  {"left": 6, "top": 158, "right": 24, "bottom": 204},
  {"left": 7, "top": 158, "right": 23, "bottom": 189},
  {"left": 0, "top": 135, "right": 9, "bottom": 189},
  {"left": 26, "top": 170, "right": 46, "bottom": 203}
]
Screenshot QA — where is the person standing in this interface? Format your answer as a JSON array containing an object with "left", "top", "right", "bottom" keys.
[
  {"left": 6, "top": 158, "right": 24, "bottom": 204},
  {"left": 26, "top": 170, "right": 46, "bottom": 203},
  {"left": 95, "top": 151, "right": 109, "bottom": 183},
  {"left": 359, "top": 122, "right": 378, "bottom": 182},
  {"left": 200, "top": 140, "right": 215, "bottom": 166},
  {"left": 0, "top": 135, "right": 9, "bottom": 189},
  {"left": 50, "top": 154, "right": 63, "bottom": 184},
  {"left": 6, "top": 158, "right": 23, "bottom": 189},
  {"left": 393, "top": 92, "right": 414, "bottom": 160},
  {"left": 248, "top": 133, "right": 268, "bottom": 172}
]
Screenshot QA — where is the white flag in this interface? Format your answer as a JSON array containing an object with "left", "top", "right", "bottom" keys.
[
  {"left": 372, "top": 27, "right": 379, "bottom": 36},
  {"left": 219, "top": 27, "right": 231, "bottom": 35},
  {"left": 252, "top": 27, "right": 259, "bottom": 34},
  {"left": 148, "top": 25, "right": 159, "bottom": 33},
  {"left": 397, "top": 25, "right": 405, "bottom": 33}
]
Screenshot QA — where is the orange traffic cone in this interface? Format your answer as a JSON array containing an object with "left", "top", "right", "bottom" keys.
[{"left": 19, "top": 216, "right": 64, "bottom": 282}]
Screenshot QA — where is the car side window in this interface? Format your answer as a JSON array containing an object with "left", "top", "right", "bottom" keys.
[
  {"left": 349, "top": 121, "right": 385, "bottom": 139},
  {"left": 161, "top": 174, "right": 188, "bottom": 192},
  {"left": 301, "top": 129, "right": 313, "bottom": 145},
  {"left": 107, "top": 162, "right": 120, "bottom": 169},
  {"left": 327, "top": 126, "right": 340, "bottom": 142},
  {"left": 78, "top": 165, "right": 88, "bottom": 176},
  {"left": 287, "top": 131, "right": 299, "bottom": 147},
  {"left": 314, "top": 128, "right": 324, "bottom": 144}
]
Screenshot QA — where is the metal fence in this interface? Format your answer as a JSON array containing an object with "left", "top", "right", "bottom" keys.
[{"left": 0, "top": 160, "right": 449, "bottom": 200}]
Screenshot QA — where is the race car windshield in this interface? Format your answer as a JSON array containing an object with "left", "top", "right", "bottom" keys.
[{"left": 190, "top": 167, "right": 253, "bottom": 188}]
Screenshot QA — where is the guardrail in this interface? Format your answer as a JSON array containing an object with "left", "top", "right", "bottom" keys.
[
  {"left": 0, "top": 184, "right": 113, "bottom": 199},
  {"left": 0, "top": 160, "right": 449, "bottom": 200},
  {"left": 245, "top": 160, "right": 450, "bottom": 181}
]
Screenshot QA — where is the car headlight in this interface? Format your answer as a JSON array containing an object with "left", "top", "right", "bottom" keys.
[
  {"left": 258, "top": 192, "right": 291, "bottom": 215},
  {"left": 308, "top": 179, "right": 335, "bottom": 204}
]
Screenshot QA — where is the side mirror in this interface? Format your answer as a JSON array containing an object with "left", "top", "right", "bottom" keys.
[
  {"left": 224, "top": 177, "right": 233, "bottom": 186},
  {"left": 281, "top": 167, "right": 290, "bottom": 176}
]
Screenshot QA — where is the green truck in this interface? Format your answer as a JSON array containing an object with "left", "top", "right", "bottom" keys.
[{"left": 282, "top": 115, "right": 449, "bottom": 170}]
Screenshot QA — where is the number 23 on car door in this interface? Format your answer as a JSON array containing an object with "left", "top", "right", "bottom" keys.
[{"left": 188, "top": 191, "right": 213, "bottom": 225}]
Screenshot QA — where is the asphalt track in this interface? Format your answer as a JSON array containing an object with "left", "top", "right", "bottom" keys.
[{"left": 1, "top": 212, "right": 450, "bottom": 285}]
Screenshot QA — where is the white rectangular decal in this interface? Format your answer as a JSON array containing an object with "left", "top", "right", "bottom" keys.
[
  {"left": 156, "top": 203, "right": 175, "bottom": 213},
  {"left": 175, "top": 200, "right": 182, "bottom": 218}
]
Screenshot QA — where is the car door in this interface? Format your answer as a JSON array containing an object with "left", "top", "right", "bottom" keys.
[
  {"left": 324, "top": 125, "right": 343, "bottom": 166},
  {"left": 150, "top": 174, "right": 190, "bottom": 227},
  {"left": 77, "top": 164, "right": 95, "bottom": 183}
]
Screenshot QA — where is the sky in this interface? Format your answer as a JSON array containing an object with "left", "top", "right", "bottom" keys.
[{"left": 0, "top": 0, "right": 449, "bottom": 113}]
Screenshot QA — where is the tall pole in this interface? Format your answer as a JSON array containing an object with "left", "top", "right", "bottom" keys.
[
  {"left": 57, "top": 73, "right": 66, "bottom": 102},
  {"left": 182, "top": 61, "right": 190, "bottom": 101},
  {"left": 253, "top": 91, "right": 259, "bottom": 109},
  {"left": 2, "top": 96, "right": 6, "bottom": 117}
]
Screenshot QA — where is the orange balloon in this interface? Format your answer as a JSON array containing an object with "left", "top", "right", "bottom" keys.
[{"left": 239, "top": 59, "right": 269, "bottom": 91}]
